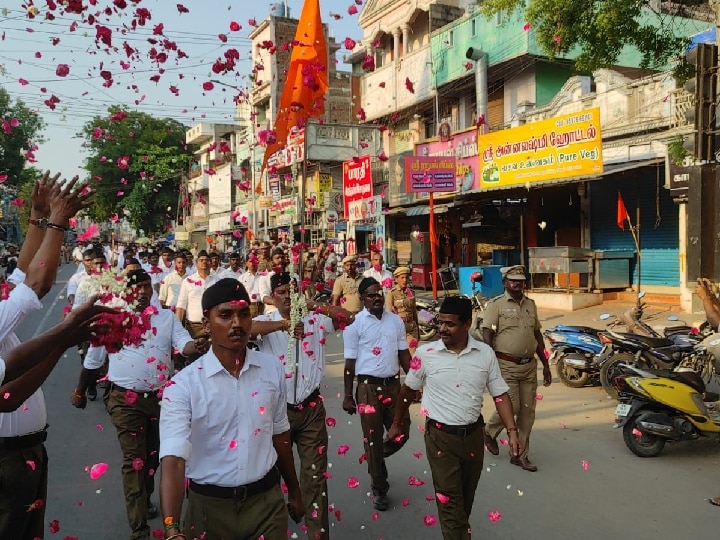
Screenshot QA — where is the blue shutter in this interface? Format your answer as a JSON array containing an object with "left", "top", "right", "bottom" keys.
[{"left": 589, "top": 167, "right": 679, "bottom": 286}]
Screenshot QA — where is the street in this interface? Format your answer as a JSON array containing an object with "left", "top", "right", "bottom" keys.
[{"left": 17, "top": 263, "right": 720, "bottom": 539}]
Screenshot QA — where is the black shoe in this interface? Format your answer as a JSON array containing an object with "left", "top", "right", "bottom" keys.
[
  {"left": 87, "top": 387, "right": 97, "bottom": 401},
  {"left": 373, "top": 494, "right": 388, "bottom": 511},
  {"left": 147, "top": 502, "right": 158, "bottom": 519}
]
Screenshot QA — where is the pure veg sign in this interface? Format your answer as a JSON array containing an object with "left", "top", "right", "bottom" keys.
[{"left": 342, "top": 155, "right": 373, "bottom": 218}]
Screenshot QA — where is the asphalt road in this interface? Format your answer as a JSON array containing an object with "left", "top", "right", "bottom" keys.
[{"left": 14, "top": 263, "right": 720, "bottom": 539}]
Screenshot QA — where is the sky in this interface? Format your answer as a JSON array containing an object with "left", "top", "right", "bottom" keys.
[{"left": 0, "top": 0, "right": 362, "bottom": 183}]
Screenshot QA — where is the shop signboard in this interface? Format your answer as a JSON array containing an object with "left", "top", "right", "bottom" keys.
[
  {"left": 348, "top": 195, "right": 382, "bottom": 222},
  {"left": 268, "top": 176, "right": 281, "bottom": 200},
  {"left": 405, "top": 156, "right": 456, "bottom": 192},
  {"left": 271, "top": 197, "right": 299, "bottom": 226},
  {"left": 258, "top": 195, "right": 273, "bottom": 209},
  {"left": 478, "top": 108, "right": 603, "bottom": 189},
  {"left": 266, "top": 128, "right": 305, "bottom": 169},
  {"left": 342, "top": 155, "right": 372, "bottom": 217},
  {"left": 415, "top": 127, "right": 480, "bottom": 196}
]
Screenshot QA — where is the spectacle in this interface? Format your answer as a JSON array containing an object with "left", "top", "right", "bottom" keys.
[{"left": 364, "top": 293, "right": 383, "bottom": 299}]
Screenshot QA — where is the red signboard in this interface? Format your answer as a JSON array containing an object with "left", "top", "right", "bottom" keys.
[
  {"left": 405, "top": 156, "right": 456, "bottom": 192},
  {"left": 342, "top": 155, "right": 372, "bottom": 217}
]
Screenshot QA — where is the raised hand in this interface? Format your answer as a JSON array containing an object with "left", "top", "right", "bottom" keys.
[
  {"left": 31, "top": 171, "right": 61, "bottom": 217},
  {"left": 48, "top": 176, "right": 94, "bottom": 225}
]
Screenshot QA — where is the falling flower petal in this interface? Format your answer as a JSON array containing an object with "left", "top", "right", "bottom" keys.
[
  {"left": 89, "top": 462, "right": 109, "bottom": 480},
  {"left": 581, "top": 460, "right": 590, "bottom": 470},
  {"left": 347, "top": 476, "right": 360, "bottom": 488},
  {"left": 488, "top": 510, "right": 502, "bottom": 522},
  {"left": 423, "top": 515, "right": 437, "bottom": 526}
]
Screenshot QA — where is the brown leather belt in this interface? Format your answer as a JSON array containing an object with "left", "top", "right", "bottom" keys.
[
  {"left": 0, "top": 426, "right": 48, "bottom": 450},
  {"left": 189, "top": 467, "right": 279, "bottom": 501},
  {"left": 357, "top": 373, "right": 400, "bottom": 386},
  {"left": 495, "top": 351, "right": 533, "bottom": 365},
  {"left": 427, "top": 417, "right": 483, "bottom": 437},
  {"left": 288, "top": 388, "right": 321, "bottom": 411},
  {"left": 109, "top": 383, "right": 154, "bottom": 397}
]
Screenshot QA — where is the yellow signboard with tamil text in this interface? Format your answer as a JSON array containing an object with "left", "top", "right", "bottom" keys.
[{"left": 478, "top": 108, "right": 603, "bottom": 189}]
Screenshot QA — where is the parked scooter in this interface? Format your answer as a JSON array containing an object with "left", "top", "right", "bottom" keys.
[
  {"left": 466, "top": 271, "right": 489, "bottom": 341},
  {"left": 544, "top": 325, "right": 605, "bottom": 388},
  {"left": 613, "top": 335, "right": 720, "bottom": 457}
]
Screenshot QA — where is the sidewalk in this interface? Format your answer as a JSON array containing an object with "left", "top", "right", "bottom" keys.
[{"left": 415, "top": 288, "right": 707, "bottom": 331}]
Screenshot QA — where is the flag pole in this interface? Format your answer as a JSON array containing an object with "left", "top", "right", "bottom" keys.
[{"left": 429, "top": 192, "right": 438, "bottom": 300}]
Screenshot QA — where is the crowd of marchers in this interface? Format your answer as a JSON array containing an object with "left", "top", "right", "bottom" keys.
[{"left": 1, "top": 171, "right": 559, "bottom": 540}]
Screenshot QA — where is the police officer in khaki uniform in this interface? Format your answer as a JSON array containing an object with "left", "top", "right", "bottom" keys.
[
  {"left": 385, "top": 267, "right": 420, "bottom": 351},
  {"left": 480, "top": 265, "right": 551, "bottom": 472},
  {"left": 331, "top": 255, "right": 363, "bottom": 313}
]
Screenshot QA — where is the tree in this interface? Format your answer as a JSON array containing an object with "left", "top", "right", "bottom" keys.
[
  {"left": 81, "top": 106, "right": 195, "bottom": 233},
  {"left": 0, "top": 87, "right": 46, "bottom": 187},
  {"left": 480, "top": 0, "right": 692, "bottom": 73}
]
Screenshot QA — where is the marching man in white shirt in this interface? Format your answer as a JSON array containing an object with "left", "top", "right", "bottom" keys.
[
  {"left": 158, "top": 253, "right": 189, "bottom": 309},
  {"left": 342, "top": 277, "right": 412, "bottom": 512},
  {"left": 388, "top": 296, "right": 521, "bottom": 540},
  {"left": 71, "top": 270, "right": 208, "bottom": 540},
  {"left": 251, "top": 272, "right": 354, "bottom": 540},
  {"left": 159, "top": 278, "right": 305, "bottom": 540}
]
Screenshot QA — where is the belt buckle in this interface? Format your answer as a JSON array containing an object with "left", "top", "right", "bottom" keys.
[
  {"left": 520, "top": 357, "right": 531, "bottom": 365},
  {"left": 232, "top": 485, "right": 248, "bottom": 502},
  {"left": 456, "top": 427, "right": 468, "bottom": 437}
]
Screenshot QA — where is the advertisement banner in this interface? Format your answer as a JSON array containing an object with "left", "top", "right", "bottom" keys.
[
  {"left": 271, "top": 197, "right": 299, "bottom": 226},
  {"left": 415, "top": 127, "right": 480, "bottom": 195},
  {"left": 342, "top": 155, "right": 372, "bottom": 217},
  {"left": 478, "top": 108, "right": 603, "bottom": 189},
  {"left": 405, "top": 156, "right": 456, "bottom": 192},
  {"left": 348, "top": 195, "right": 382, "bottom": 222}
]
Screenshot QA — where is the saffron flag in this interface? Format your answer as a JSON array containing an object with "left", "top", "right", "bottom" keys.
[
  {"left": 617, "top": 191, "right": 628, "bottom": 230},
  {"left": 262, "top": 0, "right": 328, "bottom": 170}
]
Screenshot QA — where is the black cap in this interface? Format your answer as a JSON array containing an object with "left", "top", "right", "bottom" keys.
[
  {"left": 359, "top": 277, "right": 380, "bottom": 295},
  {"left": 202, "top": 278, "right": 250, "bottom": 313}
]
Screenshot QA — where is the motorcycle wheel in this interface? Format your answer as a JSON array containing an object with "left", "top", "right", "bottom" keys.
[
  {"left": 419, "top": 325, "right": 437, "bottom": 341},
  {"left": 555, "top": 356, "right": 590, "bottom": 388},
  {"left": 600, "top": 353, "right": 636, "bottom": 400},
  {"left": 622, "top": 413, "right": 666, "bottom": 457}
]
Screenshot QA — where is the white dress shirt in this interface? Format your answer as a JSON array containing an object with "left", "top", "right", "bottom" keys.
[
  {"left": 238, "top": 271, "right": 265, "bottom": 303},
  {"left": 0, "top": 271, "right": 46, "bottom": 436},
  {"left": 343, "top": 309, "right": 408, "bottom": 378},
  {"left": 67, "top": 270, "right": 90, "bottom": 299},
  {"left": 84, "top": 309, "right": 193, "bottom": 391},
  {"left": 405, "top": 336, "right": 510, "bottom": 425},
  {"left": 159, "top": 348, "right": 290, "bottom": 486},
  {"left": 158, "top": 271, "right": 187, "bottom": 308},
  {"left": 217, "top": 267, "right": 244, "bottom": 280},
  {"left": 254, "top": 311, "right": 333, "bottom": 405},
  {"left": 176, "top": 272, "right": 219, "bottom": 323},
  {"left": 363, "top": 267, "right": 394, "bottom": 290}
]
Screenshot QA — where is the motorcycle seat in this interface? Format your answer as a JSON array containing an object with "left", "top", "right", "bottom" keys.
[
  {"left": 617, "top": 333, "right": 674, "bottom": 348},
  {"left": 552, "top": 324, "right": 601, "bottom": 335},
  {"left": 665, "top": 370, "right": 706, "bottom": 394},
  {"left": 664, "top": 325, "right": 693, "bottom": 337}
]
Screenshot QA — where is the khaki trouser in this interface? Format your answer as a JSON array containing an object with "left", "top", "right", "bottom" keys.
[
  {"left": 0, "top": 444, "right": 48, "bottom": 540},
  {"left": 105, "top": 387, "right": 160, "bottom": 540},
  {"left": 425, "top": 424, "right": 485, "bottom": 540},
  {"left": 356, "top": 377, "right": 411, "bottom": 495},
  {"left": 184, "top": 484, "right": 287, "bottom": 540},
  {"left": 287, "top": 399, "right": 330, "bottom": 540},
  {"left": 485, "top": 359, "right": 538, "bottom": 459},
  {"left": 178, "top": 321, "right": 206, "bottom": 370}
]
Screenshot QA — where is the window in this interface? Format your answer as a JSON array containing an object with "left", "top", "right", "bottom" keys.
[
  {"left": 471, "top": 19, "right": 476, "bottom": 37},
  {"left": 496, "top": 9, "right": 506, "bottom": 26},
  {"left": 447, "top": 30, "right": 454, "bottom": 47}
]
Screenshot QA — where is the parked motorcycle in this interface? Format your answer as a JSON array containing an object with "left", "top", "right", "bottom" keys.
[
  {"left": 464, "top": 271, "right": 489, "bottom": 340},
  {"left": 613, "top": 335, "right": 720, "bottom": 457},
  {"left": 597, "top": 302, "right": 704, "bottom": 399},
  {"left": 417, "top": 299, "right": 439, "bottom": 341},
  {"left": 544, "top": 325, "right": 605, "bottom": 388}
]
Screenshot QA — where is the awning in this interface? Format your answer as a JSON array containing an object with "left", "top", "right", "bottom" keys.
[{"left": 385, "top": 202, "right": 455, "bottom": 216}]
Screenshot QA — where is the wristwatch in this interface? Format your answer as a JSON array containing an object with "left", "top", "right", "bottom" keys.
[{"left": 29, "top": 218, "right": 48, "bottom": 228}]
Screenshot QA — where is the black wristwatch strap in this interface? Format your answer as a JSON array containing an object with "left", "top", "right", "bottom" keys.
[{"left": 46, "top": 222, "right": 68, "bottom": 232}]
